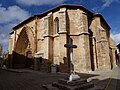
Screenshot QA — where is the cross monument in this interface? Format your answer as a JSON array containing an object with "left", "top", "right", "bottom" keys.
[{"left": 64, "top": 38, "right": 80, "bottom": 81}]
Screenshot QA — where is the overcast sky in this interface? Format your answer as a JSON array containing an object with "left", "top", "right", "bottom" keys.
[{"left": 0, "top": 0, "right": 120, "bottom": 52}]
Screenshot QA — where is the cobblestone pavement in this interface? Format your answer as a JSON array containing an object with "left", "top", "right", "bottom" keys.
[{"left": 0, "top": 67, "right": 119, "bottom": 90}]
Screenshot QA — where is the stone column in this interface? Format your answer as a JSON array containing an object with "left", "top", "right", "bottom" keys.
[
  {"left": 13, "top": 30, "right": 17, "bottom": 51},
  {"left": 78, "top": 11, "right": 91, "bottom": 72},
  {"left": 43, "top": 12, "right": 53, "bottom": 58},
  {"left": 8, "top": 36, "right": 13, "bottom": 68},
  {"left": 59, "top": 8, "right": 68, "bottom": 72},
  {"left": 112, "top": 48, "right": 117, "bottom": 67},
  {"left": 92, "top": 37, "right": 98, "bottom": 70},
  {"left": 96, "top": 26, "right": 111, "bottom": 70},
  {"left": 44, "top": 17, "right": 49, "bottom": 36},
  {"left": 97, "top": 40, "right": 111, "bottom": 70},
  {"left": 8, "top": 37, "right": 13, "bottom": 54},
  {"left": 43, "top": 12, "right": 53, "bottom": 72},
  {"left": 34, "top": 17, "right": 38, "bottom": 54}
]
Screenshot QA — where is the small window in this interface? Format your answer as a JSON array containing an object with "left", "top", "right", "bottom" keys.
[{"left": 54, "top": 17, "right": 59, "bottom": 34}]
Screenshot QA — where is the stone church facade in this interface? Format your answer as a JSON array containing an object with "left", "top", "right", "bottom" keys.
[{"left": 8, "top": 4, "right": 116, "bottom": 73}]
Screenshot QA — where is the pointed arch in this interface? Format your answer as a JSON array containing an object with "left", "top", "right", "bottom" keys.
[{"left": 15, "top": 26, "right": 34, "bottom": 55}]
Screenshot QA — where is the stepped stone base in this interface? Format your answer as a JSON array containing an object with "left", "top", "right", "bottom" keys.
[{"left": 43, "top": 77, "right": 100, "bottom": 90}]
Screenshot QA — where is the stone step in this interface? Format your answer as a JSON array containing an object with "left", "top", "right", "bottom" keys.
[
  {"left": 42, "top": 84, "right": 60, "bottom": 90},
  {"left": 52, "top": 81, "right": 94, "bottom": 90},
  {"left": 58, "top": 79, "right": 87, "bottom": 86}
]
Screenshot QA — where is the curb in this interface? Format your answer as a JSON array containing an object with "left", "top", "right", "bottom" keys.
[{"left": 2, "top": 68, "right": 28, "bottom": 73}]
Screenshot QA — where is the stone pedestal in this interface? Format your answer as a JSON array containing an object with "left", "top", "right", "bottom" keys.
[
  {"left": 42, "top": 77, "right": 99, "bottom": 90},
  {"left": 69, "top": 73, "right": 80, "bottom": 81}
]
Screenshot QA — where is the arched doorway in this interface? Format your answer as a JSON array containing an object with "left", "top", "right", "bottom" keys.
[
  {"left": 25, "top": 51, "right": 33, "bottom": 68},
  {"left": 13, "top": 27, "right": 34, "bottom": 68}
]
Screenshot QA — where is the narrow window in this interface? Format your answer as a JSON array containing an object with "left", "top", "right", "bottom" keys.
[{"left": 54, "top": 17, "right": 59, "bottom": 34}]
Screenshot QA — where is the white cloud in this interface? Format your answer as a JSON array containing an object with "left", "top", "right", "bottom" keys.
[
  {"left": 0, "top": 5, "right": 30, "bottom": 24},
  {"left": 0, "top": 33, "right": 8, "bottom": 44},
  {"left": 102, "top": 0, "right": 113, "bottom": 8},
  {"left": 111, "top": 33, "right": 120, "bottom": 45},
  {"left": 0, "top": 23, "right": 14, "bottom": 52},
  {"left": 0, "top": 4, "right": 31, "bottom": 52},
  {"left": 0, "top": 33, "right": 9, "bottom": 52},
  {"left": 0, "top": 23, "right": 17, "bottom": 52},
  {"left": 92, "top": 0, "right": 120, "bottom": 12},
  {"left": 16, "top": 0, "right": 66, "bottom": 6}
]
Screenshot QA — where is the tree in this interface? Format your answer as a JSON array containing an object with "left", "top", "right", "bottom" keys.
[{"left": 0, "top": 44, "right": 2, "bottom": 56}]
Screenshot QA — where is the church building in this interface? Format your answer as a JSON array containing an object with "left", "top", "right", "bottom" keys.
[{"left": 8, "top": 4, "right": 116, "bottom": 73}]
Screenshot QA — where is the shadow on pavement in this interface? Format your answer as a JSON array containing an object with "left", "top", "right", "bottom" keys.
[{"left": 1, "top": 68, "right": 120, "bottom": 90}]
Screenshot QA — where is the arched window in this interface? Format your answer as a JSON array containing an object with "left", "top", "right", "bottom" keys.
[{"left": 54, "top": 17, "right": 59, "bottom": 34}]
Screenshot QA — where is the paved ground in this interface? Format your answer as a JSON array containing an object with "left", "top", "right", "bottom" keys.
[
  {"left": 0, "top": 68, "right": 69, "bottom": 90},
  {"left": 0, "top": 67, "right": 120, "bottom": 90},
  {"left": 88, "top": 66, "right": 120, "bottom": 90},
  {"left": 104, "top": 67, "right": 120, "bottom": 90}
]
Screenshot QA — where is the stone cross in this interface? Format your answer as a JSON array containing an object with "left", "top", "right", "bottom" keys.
[
  {"left": 64, "top": 38, "right": 77, "bottom": 74},
  {"left": 64, "top": 38, "right": 80, "bottom": 82},
  {"left": 64, "top": 38, "right": 80, "bottom": 81}
]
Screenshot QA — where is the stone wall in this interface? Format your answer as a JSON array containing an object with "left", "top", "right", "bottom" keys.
[
  {"left": 8, "top": 5, "right": 116, "bottom": 73},
  {"left": 67, "top": 9, "right": 91, "bottom": 72},
  {"left": 90, "top": 16, "right": 111, "bottom": 70}
]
